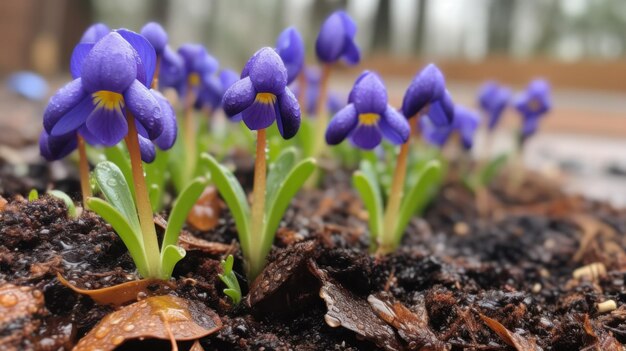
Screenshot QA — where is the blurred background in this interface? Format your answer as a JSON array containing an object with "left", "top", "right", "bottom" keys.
[{"left": 0, "top": 0, "right": 625, "bottom": 205}]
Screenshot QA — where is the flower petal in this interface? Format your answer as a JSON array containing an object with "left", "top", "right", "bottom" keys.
[
  {"left": 454, "top": 106, "right": 481, "bottom": 149},
  {"left": 81, "top": 32, "right": 138, "bottom": 93},
  {"left": 160, "top": 46, "right": 185, "bottom": 89},
  {"left": 117, "top": 29, "right": 157, "bottom": 87},
  {"left": 44, "top": 78, "right": 87, "bottom": 133},
  {"left": 124, "top": 80, "right": 162, "bottom": 139},
  {"left": 401, "top": 63, "right": 446, "bottom": 118},
  {"left": 325, "top": 104, "right": 358, "bottom": 145},
  {"left": 78, "top": 125, "right": 102, "bottom": 145},
  {"left": 276, "top": 27, "right": 305, "bottom": 85},
  {"left": 425, "top": 99, "right": 451, "bottom": 128},
  {"left": 276, "top": 88, "right": 301, "bottom": 139},
  {"left": 342, "top": 39, "right": 360, "bottom": 66},
  {"left": 151, "top": 90, "right": 177, "bottom": 150},
  {"left": 80, "top": 23, "right": 110, "bottom": 44},
  {"left": 315, "top": 11, "right": 358, "bottom": 63},
  {"left": 50, "top": 96, "right": 93, "bottom": 137},
  {"left": 86, "top": 104, "right": 128, "bottom": 146},
  {"left": 248, "top": 47, "right": 287, "bottom": 95},
  {"left": 138, "top": 134, "right": 156, "bottom": 163},
  {"left": 241, "top": 96, "right": 277, "bottom": 130},
  {"left": 140, "top": 22, "right": 168, "bottom": 54},
  {"left": 39, "top": 130, "right": 77, "bottom": 161},
  {"left": 379, "top": 105, "right": 410, "bottom": 145},
  {"left": 70, "top": 43, "right": 94, "bottom": 79},
  {"left": 222, "top": 77, "right": 256, "bottom": 117},
  {"left": 350, "top": 71, "right": 387, "bottom": 114},
  {"left": 419, "top": 116, "right": 451, "bottom": 148},
  {"left": 349, "top": 124, "right": 382, "bottom": 150}
]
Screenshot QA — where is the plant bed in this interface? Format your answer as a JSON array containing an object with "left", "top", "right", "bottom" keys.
[{"left": 1, "top": 164, "right": 625, "bottom": 350}]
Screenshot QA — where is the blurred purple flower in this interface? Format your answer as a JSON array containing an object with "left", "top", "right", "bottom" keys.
[
  {"left": 402, "top": 64, "right": 453, "bottom": 125},
  {"left": 222, "top": 47, "right": 301, "bottom": 139},
  {"left": 196, "top": 69, "right": 239, "bottom": 111},
  {"left": 140, "top": 22, "right": 168, "bottom": 54},
  {"left": 291, "top": 67, "right": 345, "bottom": 116},
  {"left": 7, "top": 71, "right": 48, "bottom": 101},
  {"left": 478, "top": 81, "right": 511, "bottom": 130},
  {"left": 159, "top": 46, "right": 185, "bottom": 90},
  {"left": 80, "top": 23, "right": 110, "bottom": 44},
  {"left": 325, "top": 71, "right": 409, "bottom": 150},
  {"left": 515, "top": 79, "right": 551, "bottom": 139},
  {"left": 276, "top": 27, "right": 305, "bottom": 85},
  {"left": 421, "top": 104, "right": 481, "bottom": 150},
  {"left": 171, "top": 44, "right": 219, "bottom": 100},
  {"left": 42, "top": 30, "right": 176, "bottom": 162},
  {"left": 315, "top": 11, "right": 360, "bottom": 65}
]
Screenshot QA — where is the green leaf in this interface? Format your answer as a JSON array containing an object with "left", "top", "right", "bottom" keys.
[
  {"left": 263, "top": 157, "right": 316, "bottom": 254},
  {"left": 218, "top": 255, "right": 241, "bottom": 305},
  {"left": 162, "top": 177, "right": 209, "bottom": 250},
  {"left": 394, "top": 160, "right": 442, "bottom": 243},
  {"left": 265, "top": 147, "right": 297, "bottom": 208},
  {"left": 93, "top": 161, "right": 141, "bottom": 233},
  {"left": 352, "top": 160, "right": 384, "bottom": 245},
  {"left": 28, "top": 189, "right": 39, "bottom": 201},
  {"left": 48, "top": 190, "right": 77, "bottom": 218},
  {"left": 144, "top": 149, "right": 169, "bottom": 212},
  {"left": 480, "top": 153, "right": 508, "bottom": 186},
  {"left": 86, "top": 197, "right": 149, "bottom": 277},
  {"left": 103, "top": 144, "right": 134, "bottom": 196},
  {"left": 200, "top": 153, "right": 251, "bottom": 256},
  {"left": 160, "top": 244, "right": 186, "bottom": 280}
]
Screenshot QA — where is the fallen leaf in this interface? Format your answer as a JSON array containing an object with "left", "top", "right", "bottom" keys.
[
  {"left": 190, "top": 340, "right": 205, "bottom": 351},
  {"left": 309, "top": 261, "right": 403, "bottom": 351},
  {"left": 57, "top": 273, "right": 168, "bottom": 306},
  {"left": 247, "top": 240, "right": 317, "bottom": 306},
  {"left": 578, "top": 314, "right": 622, "bottom": 351},
  {"left": 479, "top": 314, "right": 541, "bottom": 351},
  {"left": 0, "top": 195, "right": 7, "bottom": 211},
  {"left": 187, "top": 186, "right": 222, "bottom": 231},
  {"left": 74, "top": 295, "right": 222, "bottom": 351},
  {"left": 178, "top": 231, "right": 235, "bottom": 255},
  {"left": 368, "top": 293, "right": 447, "bottom": 350},
  {"left": 0, "top": 284, "right": 45, "bottom": 350}
]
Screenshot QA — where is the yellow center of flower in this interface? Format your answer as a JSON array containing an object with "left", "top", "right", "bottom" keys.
[
  {"left": 359, "top": 113, "right": 380, "bottom": 126},
  {"left": 188, "top": 73, "right": 200, "bottom": 87},
  {"left": 256, "top": 93, "right": 276, "bottom": 105},
  {"left": 92, "top": 91, "right": 124, "bottom": 111}
]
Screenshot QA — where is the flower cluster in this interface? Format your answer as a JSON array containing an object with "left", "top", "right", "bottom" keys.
[{"left": 421, "top": 105, "right": 481, "bottom": 150}]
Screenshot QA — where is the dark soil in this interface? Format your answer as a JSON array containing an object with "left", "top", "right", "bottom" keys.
[{"left": 1, "top": 161, "right": 626, "bottom": 350}]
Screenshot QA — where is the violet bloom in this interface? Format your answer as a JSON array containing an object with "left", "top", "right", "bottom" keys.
[
  {"left": 196, "top": 69, "right": 239, "bottom": 111},
  {"left": 159, "top": 46, "right": 185, "bottom": 89},
  {"left": 421, "top": 104, "right": 481, "bottom": 150},
  {"left": 42, "top": 30, "right": 176, "bottom": 162},
  {"left": 478, "top": 81, "right": 511, "bottom": 130},
  {"left": 276, "top": 27, "right": 304, "bottom": 84},
  {"left": 140, "top": 22, "right": 168, "bottom": 55},
  {"left": 515, "top": 79, "right": 551, "bottom": 139},
  {"left": 80, "top": 23, "right": 110, "bottom": 44},
  {"left": 325, "top": 71, "right": 409, "bottom": 150},
  {"left": 222, "top": 47, "right": 301, "bottom": 139},
  {"left": 315, "top": 11, "right": 360, "bottom": 65},
  {"left": 292, "top": 67, "right": 345, "bottom": 115},
  {"left": 175, "top": 44, "right": 218, "bottom": 99},
  {"left": 402, "top": 64, "right": 453, "bottom": 125}
]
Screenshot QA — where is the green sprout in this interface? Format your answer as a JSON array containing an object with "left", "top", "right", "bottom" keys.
[
  {"left": 218, "top": 255, "right": 242, "bottom": 305},
  {"left": 28, "top": 189, "right": 39, "bottom": 201},
  {"left": 201, "top": 147, "right": 316, "bottom": 280},
  {"left": 88, "top": 161, "right": 207, "bottom": 280},
  {"left": 353, "top": 159, "right": 442, "bottom": 254},
  {"left": 464, "top": 153, "right": 508, "bottom": 193},
  {"left": 48, "top": 190, "right": 78, "bottom": 218}
]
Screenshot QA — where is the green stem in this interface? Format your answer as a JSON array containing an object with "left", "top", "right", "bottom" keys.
[
  {"left": 77, "top": 135, "right": 92, "bottom": 209},
  {"left": 378, "top": 121, "right": 413, "bottom": 255},
  {"left": 313, "top": 64, "right": 332, "bottom": 156},
  {"left": 125, "top": 112, "right": 161, "bottom": 278},
  {"left": 183, "top": 85, "right": 197, "bottom": 182},
  {"left": 248, "top": 128, "right": 267, "bottom": 280},
  {"left": 151, "top": 55, "right": 161, "bottom": 89}
]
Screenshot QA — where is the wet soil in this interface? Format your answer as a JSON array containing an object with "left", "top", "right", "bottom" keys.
[{"left": 1, "top": 162, "right": 625, "bottom": 350}]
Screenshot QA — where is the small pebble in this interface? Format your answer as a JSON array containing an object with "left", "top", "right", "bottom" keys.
[{"left": 597, "top": 300, "right": 617, "bottom": 313}]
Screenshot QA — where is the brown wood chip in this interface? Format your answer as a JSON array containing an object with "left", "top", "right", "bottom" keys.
[
  {"left": 74, "top": 295, "right": 222, "bottom": 351},
  {"left": 368, "top": 293, "right": 447, "bottom": 350},
  {"left": 186, "top": 186, "right": 222, "bottom": 231},
  {"left": 178, "top": 231, "right": 235, "bottom": 255},
  {"left": 479, "top": 314, "right": 541, "bottom": 351},
  {"left": 247, "top": 240, "right": 317, "bottom": 307},
  {"left": 308, "top": 261, "right": 403, "bottom": 351}
]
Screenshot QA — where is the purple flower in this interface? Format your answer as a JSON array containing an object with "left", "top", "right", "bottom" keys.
[
  {"left": 80, "top": 23, "right": 110, "bottom": 44},
  {"left": 421, "top": 104, "right": 481, "bottom": 150},
  {"left": 291, "top": 67, "right": 345, "bottom": 116},
  {"left": 174, "top": 44, "right": 219, "bottom": 99},
  {"left": 159, "top": 46, "right": 185, "bottom": 89},
  {"left": 478, "top": 81, "right": 511, "bottom": 130},
  {"left": 401, "top": 64, "right": 453, "bottom": 125},
  {"left": 315, "top": 11, "right": 360, "bottom": 65},
  {"left": 276, "top": 27, "right": 305, "bottom": 85},
  {"left": 325, "top": 71, "right": 409, "bottom": 150},
  {"left": 515, "top": 79, "right": 551, "bottom": 139},
  {"left": 42, "top": 30, "right": 174, "bottom": 163},
  {"left": 196, "top": 69, "right": 239, "bottom": 111},
  {"left": 140, "top": 22, "right": 168, "bottom": 55},
  {"left": 222, "top": 47, "right": 301, "bottom": 139},
  {"left": 39, "top": 130, "right": 77, "bottom": 161}
]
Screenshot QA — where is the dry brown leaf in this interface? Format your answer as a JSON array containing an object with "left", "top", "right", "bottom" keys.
[
  {"left": 479, "top": 314, "right": 541, "bottom": 351},
  {"left": 368, "top": 293, "right": 447, "bottom": 351},
  {"left": 570, "top": 214, "right": 620, "bottom": 262},
  {"left": 190, "top": 340, "right": 205, "bottom": 351},
  {"left": 186, "top": 186, "right": 222, "bottom": 231},
  {"left": 0, "top": 284, "right": 46, "bottom": 350},
  {"left": 0, "top": 195, "right": 7, "bottom": 211},
  {"left": 178, "top": 231, "right": 235, "bottom": 255},
  {"left": 247, "top": 240, "right": 317, "bottom": 306},
  {"left": 309, "top": 261, "right": 403, "bottom": 351},
  {"left": 578, "top": 314, "right": 622, "bottom": 351},
  {"left": 74, "top": 295, "right": 222, "bottom": 351},
  {"left": 57, "top": 273, "right": 167, "bottom": 306}
]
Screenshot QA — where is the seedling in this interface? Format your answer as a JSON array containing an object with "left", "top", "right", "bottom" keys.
[{"left": 218, "top": 255, "right": 242, "bottom": 305}]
